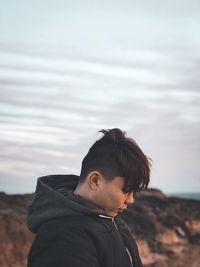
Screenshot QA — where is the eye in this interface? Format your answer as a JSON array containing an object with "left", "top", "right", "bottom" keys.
[{"left": 123, "top": 184, "right": 133, "bottom": 194}]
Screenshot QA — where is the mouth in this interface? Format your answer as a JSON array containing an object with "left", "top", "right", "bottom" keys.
[{"left": 117, "top": 208, "right": 127, "bottom": 213}]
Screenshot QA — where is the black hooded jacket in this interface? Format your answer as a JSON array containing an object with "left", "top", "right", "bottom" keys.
[{"left": 27, "top": 175, "right": 143, "bottom": 267}]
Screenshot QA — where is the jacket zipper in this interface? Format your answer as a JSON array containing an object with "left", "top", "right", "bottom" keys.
[
  {"left": 125, "top": 246, "right": 133, "bottom": 267},
  {"left": 99, "top": 215, "right": 134, "bottom": 266}
]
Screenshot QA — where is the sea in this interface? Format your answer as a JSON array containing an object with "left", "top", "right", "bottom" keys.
[{"left": 166, "top": 192, "right": 200, "bottom": 200}]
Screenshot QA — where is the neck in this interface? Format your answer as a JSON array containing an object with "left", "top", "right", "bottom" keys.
[
  {"left": 74, "top": 184, "right": 102, "bottom": 211},
  {"left": 74, "top": 184, "right": 91, "bottom": 201}
]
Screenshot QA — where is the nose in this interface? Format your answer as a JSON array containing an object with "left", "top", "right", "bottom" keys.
[{"left": 125, "top": 192, "right": 134, "bottom": 205}]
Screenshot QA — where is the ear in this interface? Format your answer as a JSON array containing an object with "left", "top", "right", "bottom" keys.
[{"left": 87, "top": 171, "right": 102, "bottom": 190}]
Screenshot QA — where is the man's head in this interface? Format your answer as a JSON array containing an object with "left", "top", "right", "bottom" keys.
[
  {"left": 75, "top": 128, "right": 151, "bottom": 217},
  {"left": 80, "top": 128, "right": 151, "bottom": 192}
]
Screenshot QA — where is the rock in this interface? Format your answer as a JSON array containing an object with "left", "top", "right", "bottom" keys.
[
  {"left": 120, "top": 190, "right": 200, "bottom": 266},
  {"left": 137, "top": 188, "right": 167, "bottom": 199},
  {"left": 185, "top": 220, "right": 200, "bottom": 233},
  {"left": 0, "top": 192, "right": 34, "bottom": 267}
]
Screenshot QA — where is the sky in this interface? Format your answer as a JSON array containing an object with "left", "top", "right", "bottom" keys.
[{"left": 0, "top": 0, "right": 200, "bottom": 194}]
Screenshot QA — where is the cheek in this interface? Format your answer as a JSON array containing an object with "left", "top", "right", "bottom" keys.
[{"left": 106, "top": 191, "right": 125, "bottom": 207}]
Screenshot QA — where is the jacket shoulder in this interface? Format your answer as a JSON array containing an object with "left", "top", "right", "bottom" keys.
[{"left": 28, "top": 216, "right": 101, "bottom": 267}]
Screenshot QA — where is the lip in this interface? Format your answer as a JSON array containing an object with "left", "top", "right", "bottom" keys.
[
  {"left": 118, "top": 208, "right": 127, "bottom": 213},
  {"left": 119, "top": 206, "right": 127, "bottom": 210}
]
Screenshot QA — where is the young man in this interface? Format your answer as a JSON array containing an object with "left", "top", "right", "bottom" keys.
[{"left": 27, "top": 128, "right": 151, "bottom": 267}]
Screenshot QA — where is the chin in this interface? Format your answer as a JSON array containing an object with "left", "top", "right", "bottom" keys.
[{"left": 106, "top": 211, "right": 118, "bottom": 217}]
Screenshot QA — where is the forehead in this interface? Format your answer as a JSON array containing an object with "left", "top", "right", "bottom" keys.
[{"left": 105, "top": 176, "right": 125, "bottom": 187}]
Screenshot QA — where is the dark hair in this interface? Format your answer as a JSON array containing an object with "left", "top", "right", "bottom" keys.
[{"left": 80, "top": 128, "right": 151, "bottom": 193}]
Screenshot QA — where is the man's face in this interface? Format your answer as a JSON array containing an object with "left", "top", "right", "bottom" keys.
[{"left": 94, "top": 176, "right": 134, "bottom": 217}]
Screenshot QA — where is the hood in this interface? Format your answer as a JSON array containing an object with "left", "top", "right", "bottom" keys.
[{"left": 27, "top": 174, "right": 106, "bottom": 233}]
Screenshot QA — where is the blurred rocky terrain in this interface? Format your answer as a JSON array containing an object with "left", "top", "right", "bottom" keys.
[
  {"left": 0, "top": 189, "right": 200, "bottom": 267},
  {"left": 121, "top": 189, "right": 200, "bottom": 267},
  {"left": 0, "top": 192, "right": 33, "bottom": 267}
]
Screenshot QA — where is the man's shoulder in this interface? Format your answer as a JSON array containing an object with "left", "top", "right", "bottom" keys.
[
  {"left": 38, "top": 215, "right": 102, "bottom": 233},
  {"left": 33, "top": 215, "right": 109, "bottom": 253}
]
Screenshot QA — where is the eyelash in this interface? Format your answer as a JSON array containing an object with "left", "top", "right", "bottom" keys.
[{"left": 123, "top": 186, "right": 133, "bottom": 194}]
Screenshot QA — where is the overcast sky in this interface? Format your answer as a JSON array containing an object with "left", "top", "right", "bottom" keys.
[{"left": 0, "top": 0, "right": 200, "bottom": 194}]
